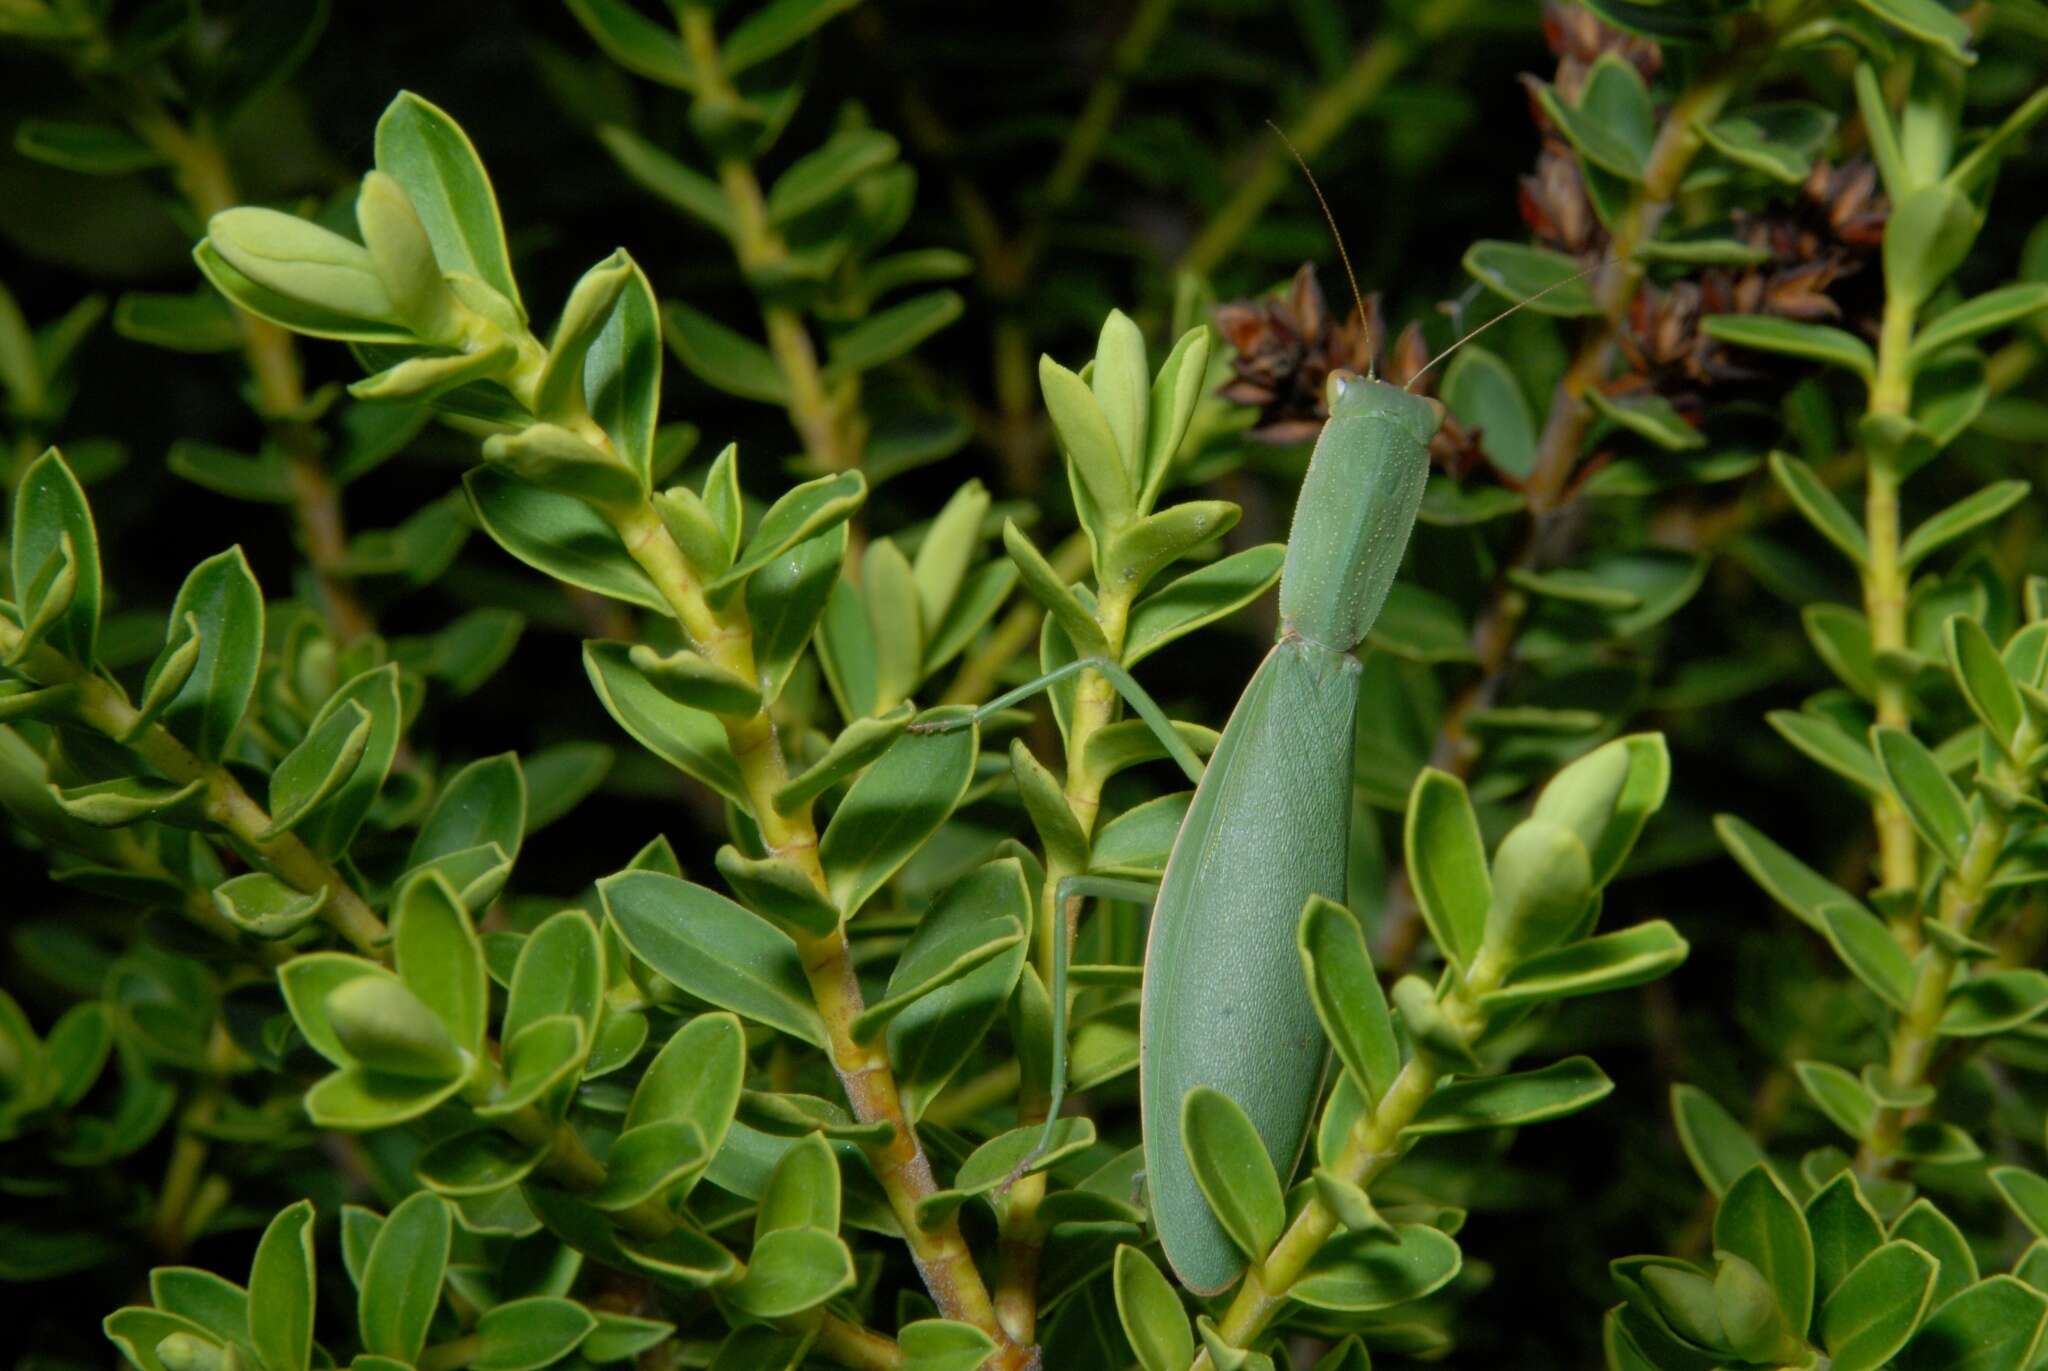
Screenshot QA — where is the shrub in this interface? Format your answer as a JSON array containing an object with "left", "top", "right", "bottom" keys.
[{"left": 3, "top": 3, "right": 2047, "bottom": 1370}]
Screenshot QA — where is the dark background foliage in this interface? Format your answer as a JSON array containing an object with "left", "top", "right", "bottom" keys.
[{"left": 5, "top": 1, "right": 2046, "bottom": 1368}]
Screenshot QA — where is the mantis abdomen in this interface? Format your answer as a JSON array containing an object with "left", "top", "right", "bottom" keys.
[{"left": 1138, "top": 635, "right": 1359, "bottom": 1294}]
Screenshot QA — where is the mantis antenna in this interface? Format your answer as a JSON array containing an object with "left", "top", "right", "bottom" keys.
[
  {"left": 1267, "top": 121, "right": 1375, "bottom": 378},
  {"left": 1265, "top": 121, "right": 1619, "bottom": 394}
]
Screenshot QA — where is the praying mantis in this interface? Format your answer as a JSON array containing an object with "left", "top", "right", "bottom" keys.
[
  {"left": 922, "top": 365, "right": 1436, "bottom": 1295},
  {"left": 916, "top": 174, "right": 1602, "bottom": 1293}
]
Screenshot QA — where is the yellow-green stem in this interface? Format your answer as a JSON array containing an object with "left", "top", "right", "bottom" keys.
[
  {"left": 994, "top": 586, "right": 1134, "bottom": 1346},
  {"left": 1859, "top": 755, "right": 2022, "bottom": 1171},
  {"left": 1864, "top": 289, "right": 1923, "bottom": 918},
  {"left": 1, "top": 623, "right": 390, "bottom": 955},
  {"left": 608, "top": 494, "right": 1015, "bottom": 1357},
  {"left": 118, "top": 92, "right": 373, "bottom": 644}
]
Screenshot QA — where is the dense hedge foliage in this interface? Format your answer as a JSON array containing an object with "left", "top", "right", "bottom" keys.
[{"left": 4, "top": 2, "right": 2048, "bottom": 1369}]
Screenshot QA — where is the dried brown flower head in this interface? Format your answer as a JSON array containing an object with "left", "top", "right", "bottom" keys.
[{"left": 1214, "top": 265, "right": 1496, "bottom": 479}]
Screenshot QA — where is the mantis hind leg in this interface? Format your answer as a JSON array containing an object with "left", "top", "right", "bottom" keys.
[
  {"left": 1004, "top": 873, "right": 1160, "bottom": 1188},
  {"left": 908, "top": 656, "right": 1206, "bottom": 786}
]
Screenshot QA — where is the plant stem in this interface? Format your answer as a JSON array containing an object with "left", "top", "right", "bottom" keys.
[
  {"left": 1191, "top": 1053, "right": 1443, "bottom": 1368},
  {"left": 0, "top": 624, "right": 390, "bottom": 955},
  {"left": 1374, "top": 52, "right": 1749, "bottom": 971},
  {"left": 116, "top": 90, "right": 374, "bottom": 645},
  {"left": 1862, "top": 290, "right": 1923, "bottom": 918},
  {"left": 680, "top": 5, "right": 860, "bottom": 474},
  {"left": 993, "top": 585, "right": 1134, "bottom": 1347},
  {"left": 606, "top": 496, "right": 1016, "bottom": 1357},
  {"left": 1858, "top": 752, "right": 2023, "bottom": 1171}
]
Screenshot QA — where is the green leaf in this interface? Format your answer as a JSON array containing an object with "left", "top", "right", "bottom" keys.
[
  {"left": 711, "top": 470, "right": 866, "bottom": 597},
  {"left": 1298, "top": 896, "right": 1399, "bottom": 1106},
  {"left": 1826, "top": 1237, "right": 1933, "bottom": 1368},
  {"left": 727, "top": 1229, "right": 856, "bottom": 1318},
  {"left": 629, "top": 644, "right": 761, "bottom": 716},
  {"left": 104, "top": 1309, "right": 217, "bottom": 1371},
  {"left": 471, "top": 1298, "right": 596, "bottom": 1371},
  {"left": 167, "top": 441, "right": 294, "bottom": 503},
  {"left": 115, "top": 290, "right": 242, "bottom": 353},
  {"left": 1672, "top": 1084, "right": 1769, "bottom": 1200},
  {"left": 1901, "top": 483, "right": 2031, "bottom": 569},
  {"left": 564, "top": 0, "right": 695, "bottom": 86},
  {"left": 1404, "top": 768, "right": 1489, "bottom": 974},
  {"left": 850, "top": 917, "right": 1022, "bottom": 1043},
  {"left": 1114, "top": 1245, "right": 1193, "bottom": 1371},
  {"left": 1993, "top": 1167, "right": 2048, "bottom": 1240},
  {"left": 1940, "top": 969, "right": 2048, "bottom": 1036},
  {"left": 248, "top": 1201, "right": 316, "bottom": 1371},
  {"left": 503, "top": 909, "right": 604, "bottom": 1071},
  {"left": 212, "top": 872, "right": 323, "bottom": 939},
  {"left": 825, "top": 292, "right": 962, "bottom": 382},
  {"left": 749, "top": 525, "right": 847, "bottom": 704},
  {"left": 194, "top": 237, "right": 412, "bottom": 345},
  {"left": 890, "top": 860, "right": 1033, "bottom": 1117},
  {"left": 358, "top": 1192, "right": 449, "bottom": 1362},
  {"left": 474, "top": 1016, "right": 584, "bottom": 1120},
  {"left": 375, "top": 91, "right": 521, "bottom": 312},
  {"left": 147, "top": 1268, "right": 250, "bottom": 1352},
  {"left": 1796, "top": 1060, "right": 1878, "bottom": 1140},
  {"left": 1041, "top": 354, "right": 1132, "bottom": 532},
  {"left": 1871, "top": 726, "right": 1970, "bottom": 865},
  {"left": 602, "top": 871, "right": 827, "bottom": 1046},
  {"left": 583, "top": 254, "right": 662, "bottom": 484},
  {"left": 1463, "top": 240, "right": 1600, "bottom": 314},
  {"left": 1405, "top": 1057, "right": 1614, "bottom": 1135},
  {"left": 145, "top": 563, "right": 265, "bottom": 756},
  {"left": 663, "top": 300, "right": 787, "bottom": 404},
  {"left": 1808, "top": 1171, "right": 1886, "bottom": 1304},
  {"left": 1181, "top": 1086, "right": 1286, "bottom": 1261},
  {"left": 583, "top": 640, "right": 744, "bottom": 802},
  {"left": 592, "top": 1120, "right": 709, "bottom": 1210},
  {"left": 1895, "top": 1277, "right": 2048, "bottom": 1371},
  {"left": 414, "top": 1128, "right": 548, "bottom": 1195},
  {"left": 52, "top": 775, "right": 209, "bottom": 828},
  {"left": 774, "top": 704, "right": 912, "bottom": 815},
  {"left": 757, "top": 1131, "right": 841, "bottom": 1235},
  {"left": 716, "top": 847, "right": 841, "bottom": 938},
  {"left": 723, "top": 0, "right": 862, "bottom": 71},
  {"left": 1822, "top": 901, "right": 1916, "bottom": 1010},
  {"left": 1698, "top": 102, "right": 1837, "bottom": 183},
  {"left": 15, "top": 120, "right": 163, "bottom": 173},
  {"left": 1715, "top": 1165, "right": 1815, "bottom": 1336},
  {"left": 1717, "top": 813, "right": 1873, "bottom": 937},
  {"left": 1293, "top": 1224, "right": 1463, "bottom": 1311},
  {"left": 1847, "top": 0, "right": 1975, "bottom": 62},
  {"left": 1477, "top": 920, "right": 1689, "bottom": 1009},
  {"left": 1102, "top": 501, "right": 1240, "bottom": 600},
  {"left": 598, "top": 125, "right": 733, "bottom": 236},
  {"left": 898, "top": 1320, "right": 998, "bottom": 1371},
  {"left": 820, "top": 713, "right": 978, "bottom": 918},
  {"left": 627, "top": 1012, "right": 745, "bottom": 1184},
  {"left": 1002, "top": 521, "right": 1108, "bottom": 658},
  {"left": 392, "top": 872, "right": 488, "bottom": 1057},
  {"left": 772, "top": 125, "right": 901, "bottom": 225},
  {"left": 13, "top": 449, "right": 100, "bottom": 664},
  {"left": 1442, "top": 346, "right": 1536, "bottom": 476},
  {"left": 1768, "top": 709, "right": 1884, "bottom": 794},
  {"left": 1892, "top": 1199, "right": 1976, "bottom": 1307},
  {"left": 1703, "top": 315, "right": 1877, "bottom": 381},
  {"left": 264, "top": 701, "right": 373, "bottom": 838},
  {"left": 294, "top": 665, "right": 402, "bottom": 859},
  {"left": 1912, "top": 284, "right": 2048, "bottom": 368},
  {"left": 1124, "top": 544, "right": 1284, "bottom": 664},
  {"left": 1770, "top": 451, "right": 1868, "bottom": 568},
  {"left": 466, "top": 468, "right": 669, "bottom": 612},
  {"left": 409, "top": 753, "right": 526, "bottom": 871},
  {"left": 1585, "top": 388, "right": 1704, "bottom": 451}
]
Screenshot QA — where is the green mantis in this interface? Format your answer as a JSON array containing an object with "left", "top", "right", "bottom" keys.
[{"left": 919, "top": 368, "right": 1439, "bottom": 1294}]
